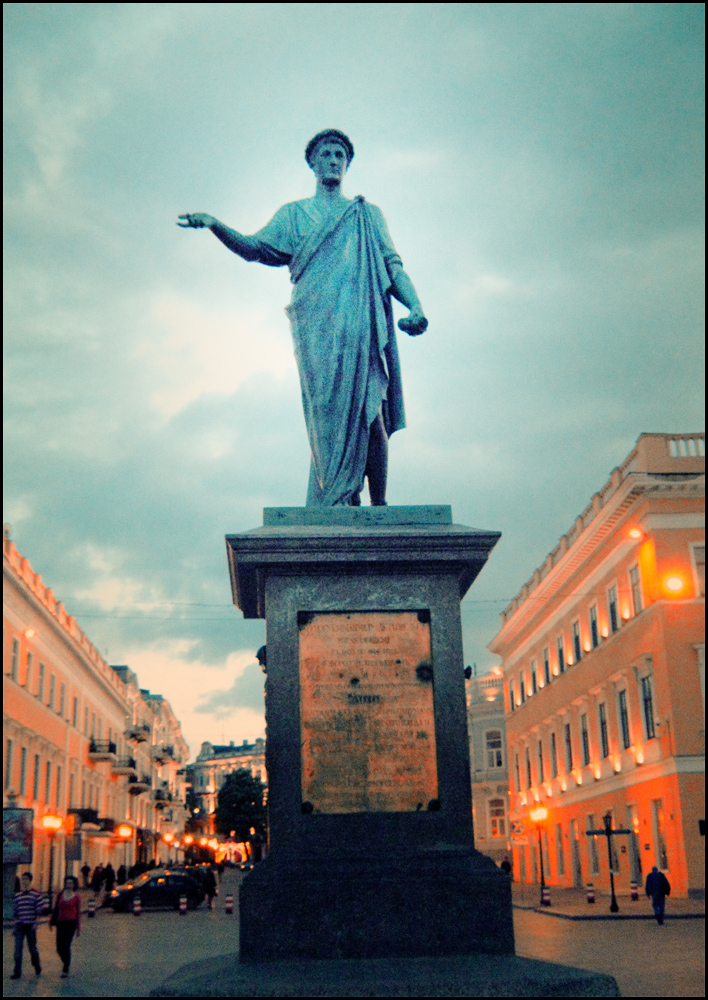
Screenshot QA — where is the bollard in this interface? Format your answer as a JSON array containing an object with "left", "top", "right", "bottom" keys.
[
  {"left": 88, "top": 896, "right": 97, "bottom": 918},
  {"left": 586, "top": 882, "right": 595, "bottom": 904},
  {"left": 225, "top": 893, "right": 234, "bottom": 914},
  {"left": 541, "top": 885, "right": 551, "bottom": 906},
  {"left": 132, "top": 894, "right": 142, "bottom": 916},
  {"left": 630, "top": 881, "right": 639, "bottom": 901},
  {"left": 179, "top": 894, "right": 188, "bottom": 915}
]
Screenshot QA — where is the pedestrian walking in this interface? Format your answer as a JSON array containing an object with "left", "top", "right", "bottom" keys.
[
  {"left": 203, "top": 865, "right": 218, "bottom": 909},
  {"left": 80, "top": 862, "right": 91, "bottom": 889},
  {"left": 500, "top": 855, "right": 512, "bottom": 876},
  {"left": 103, "top": 863, "right": 116, "bottom": 895},
  {"left": 10, "top": 872, "right": 43, "bottom": 980},
  {"left": 90, "top": 863, "right": 104, "bottom": 894},
  {"left": 50, "top": 876, "right": 81, "bottom": 977},
  {"left": 117, "top": 863, "right": 127, "bottom": 885},
  {"left": 645, "top": 865, "right": 671, "bottom": 924}
]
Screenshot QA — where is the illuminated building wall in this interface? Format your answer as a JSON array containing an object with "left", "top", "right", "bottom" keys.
[
  {"left": 489, "top": 434, "right": 705, "bottom": 897},
  {"left": 3, "top": 534, "right": 189, "bottom": 886}
]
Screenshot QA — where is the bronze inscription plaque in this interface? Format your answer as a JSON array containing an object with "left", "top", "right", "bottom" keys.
[{"left": 299, "top": 610, "right": 438, "bottom": 813}]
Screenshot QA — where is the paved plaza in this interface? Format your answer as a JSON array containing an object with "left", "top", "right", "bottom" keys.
[{"left": 3, "top": 871, "right": 704, "bottom": 997}]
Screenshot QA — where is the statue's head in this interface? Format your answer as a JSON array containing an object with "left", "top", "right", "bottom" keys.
[{"left": 305, "top": 129, "right": 354, "bottom": 168}]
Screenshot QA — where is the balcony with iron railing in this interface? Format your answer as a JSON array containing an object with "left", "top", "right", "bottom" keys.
[
  {"left": 88, "top": 740, "right": 117, "bottom": 762},
  {"left": 112, "top": 757, "right": 137, "bottom": 776},
  {"left": 127, "top": 773, "right": 152, "bottom": 795},
  {"left": 125, "top": 723, "right": 151, "bottom": 743},
  {"left": 151, "top": 744, "right": 176, "bottom": 764}
]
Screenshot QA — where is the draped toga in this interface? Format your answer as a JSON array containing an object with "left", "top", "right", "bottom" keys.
[{"left": 251, "top": 196, "right": 406, "bottom": 506}]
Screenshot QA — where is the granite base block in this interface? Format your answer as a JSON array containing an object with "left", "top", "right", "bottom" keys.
[
  {"left": 151, "top": 952, "right": 621, "bottom": 997},
  {"left": 239, "top": 854, "right": 515, "bottom": 963}
]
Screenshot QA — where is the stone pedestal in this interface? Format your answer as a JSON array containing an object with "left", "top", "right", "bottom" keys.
[{"left": 225, "top": 506, "right": 514, "bottom": 962}]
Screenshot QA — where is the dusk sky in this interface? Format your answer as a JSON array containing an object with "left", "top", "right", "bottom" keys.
[{"left": 4, "top": 3, "right": 704, "bottom": 759}]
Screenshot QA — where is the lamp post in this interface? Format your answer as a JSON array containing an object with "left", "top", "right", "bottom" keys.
[
  {"left": 42, "top": 814, "right": 63, "bottom": 912},
  {"left": 116, "top": 824, "right": 133, "bottom": 876},
  {"left": 530, "top": 805, "right": 549, "bottom": 906},
  {"left": 162, "top": 831, "right": 175, "bottom": 865}
]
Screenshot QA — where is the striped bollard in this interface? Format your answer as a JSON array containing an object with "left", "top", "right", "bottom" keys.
[
  {"left": 225, "top": 893, "right": 234, "bottom": 914},
  {"left": 88, "top": 896, "right": 97, "bottom": 918},
  {"left": 133, "top": 894, "right": 142, "bottom": 916},
  {"left": 586, "top": 882, "right": 595, "bottom": 904},
  {"left": 541, "top": 885, "right": 551, "bottom": 906},
  {"left": 179, "top": 894, "right": 188, "bottom": 915},
  {"left": 630, "top": 881, "right": 639, "bottom": 901}
]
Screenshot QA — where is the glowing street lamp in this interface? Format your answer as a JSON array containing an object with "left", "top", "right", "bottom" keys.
[
  {"left": 530, "top": 805, "right": 549, "bottom": 906},
  {"left": 42, "top": 813, "right": 63, "bottom": 911},
  {"left": 116, "top": 823, "right": 133, "bottom": 872}
]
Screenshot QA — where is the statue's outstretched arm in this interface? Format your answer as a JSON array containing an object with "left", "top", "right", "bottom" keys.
[
  {"left": 390, "top": 270, "right": 428, "bottom": 336},
  {"left": 177, "top": 213, "right": 261, "bottom": 262}
]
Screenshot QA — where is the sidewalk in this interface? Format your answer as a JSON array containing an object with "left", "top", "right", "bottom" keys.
[{"left": 512, "top": 881, "right": 706, "bottom": 920}]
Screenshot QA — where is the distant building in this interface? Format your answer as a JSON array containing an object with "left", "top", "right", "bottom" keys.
[
  {"left": 466, "top": 670, "right": 510, "bottom": 865},
  {"left": 187, "top": 739, "right": 266, "bottom": 835},
  {"left": 489, "top": 433, "right": 705, "bottom": 898},
  {"left": 3, "top": 534, "right": 189, "bottom": 892}
]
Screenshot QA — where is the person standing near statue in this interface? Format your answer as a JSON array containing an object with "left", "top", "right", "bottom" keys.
[{"left": 179, "top": 129, "right": 427, "bottom": 507}]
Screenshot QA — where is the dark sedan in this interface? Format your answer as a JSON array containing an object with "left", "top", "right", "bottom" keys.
[{"left": 109, "top": 870, "right": 205, "bottom": 912}]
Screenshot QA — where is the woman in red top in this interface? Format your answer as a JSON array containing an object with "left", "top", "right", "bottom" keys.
[{"left": 50, "top": 876, "right": 81, "bottom": 977}]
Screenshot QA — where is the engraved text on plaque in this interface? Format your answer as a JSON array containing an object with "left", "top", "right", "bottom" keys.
[{"left": 299, "top": 610, "right": 438, "bottom": 813}]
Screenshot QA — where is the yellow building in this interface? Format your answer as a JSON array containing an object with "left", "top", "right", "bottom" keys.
[
  {"left": 489, "top": 434, "right": 704, "bottom": 897},
  {"left": 3, "top": 532, "right": 189, "bottom": 896}
]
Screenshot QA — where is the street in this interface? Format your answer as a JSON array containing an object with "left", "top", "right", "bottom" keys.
[{"left": 3, "top": 871, "right": 704, "bottom": 997}]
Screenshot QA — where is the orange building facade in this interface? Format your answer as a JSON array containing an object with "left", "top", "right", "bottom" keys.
[
  {"left": 3, "top": 534, "right": 189, "bottom": 894},
  {"left": 489, "top": 434, "right": 705, "bottom": 898}
]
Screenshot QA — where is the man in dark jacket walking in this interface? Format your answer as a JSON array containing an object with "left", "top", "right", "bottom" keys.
[{"left": 645, "top": 865, "right": 671, "bottom": 924}]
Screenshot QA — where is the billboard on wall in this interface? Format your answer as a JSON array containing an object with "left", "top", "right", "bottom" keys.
[{"left": 3, "top": 808, "right": 34, "bottom": 864}]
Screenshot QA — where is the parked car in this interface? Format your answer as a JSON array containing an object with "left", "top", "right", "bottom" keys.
[{"left": 109, "top": 869, "right": 205, "bottom": 912}]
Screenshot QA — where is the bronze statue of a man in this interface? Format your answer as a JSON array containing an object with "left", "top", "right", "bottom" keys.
[{"left": 179, "top": 129, "right": 427, "bottom": 506}]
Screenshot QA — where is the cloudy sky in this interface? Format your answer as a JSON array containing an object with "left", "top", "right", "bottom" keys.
[{"left": 4, "top": 3, "right": 704, "bottom": 759}]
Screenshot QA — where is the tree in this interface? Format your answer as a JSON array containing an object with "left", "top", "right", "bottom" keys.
[{"left": 215, "top": 768, "right": 267, "bottom": 858}]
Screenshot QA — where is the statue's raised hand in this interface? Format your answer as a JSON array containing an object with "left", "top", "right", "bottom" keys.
[
  {"left": 177, "top": 213, "right": 216, "bottom": 229},
  {"left": 398, "top": 306, "right": 428, "bottom": 337}
]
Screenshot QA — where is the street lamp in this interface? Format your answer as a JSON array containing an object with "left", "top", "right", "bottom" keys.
[
  {"left": 530, "top": 805, "right": 549, "bottom": 906},
  {"left": 42, "top": 813, "right": 63, "bottom": 912},
  {"left": 162, "top": 831, "right": 175, "bottom": 864},
  {"left": 116, "top": 823, "right": 133, "bottom": 876}
]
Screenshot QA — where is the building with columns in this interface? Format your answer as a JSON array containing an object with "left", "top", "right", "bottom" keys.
[
  {"left": 489, "top": 433, "right": 704, "bottom": 898},
  {"left": 3, "top": 533, "right": 189, "bottom": 896}
]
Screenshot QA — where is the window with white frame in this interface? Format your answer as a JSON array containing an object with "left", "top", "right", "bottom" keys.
[
  {"left": 519, "top": 670, "right": 526, "bottom": 703},
  {"left": 25, "top": 652, "right": 33, "bottom": 688},
  {"left": 489, "top": 798, "right": 506, "bottom": 837},
  {"left": 485, "top": 730, "right": 504, "bottom": 768},
  {"left": 10, "top": 639, "right": 19, "bottom": 681},
  {"left": 525, "top": 748, "right": 532, "bottom": 788},
  {"left": 550, "top": 732, "right": 558, "bottom": 778},
  {"left": 599, "top": 703, "right": 609, "bottom": 758},
  {"left": 537, "top": 740, "right": 544, "bottom": 783},
  {"left": 530, "top": 660, "right": 538, "bottom": 694},
  {"left": 557, "top": 636, "right": 566, "bottom": 674},
  {"left": 564, "top": 723, "right": 573, "bottom": 772},
  {"left": 608, "top": 584, "right": 619, "bottom": 633},
  {"left": 508, "top": 680, "right": 515, "bottom": 711},
  {"left": 581, "top": 713, "right": 590, "bottom": 766},
  {"left": 640, "top": 675, "right": 656, "bottom": 740},
  {"left": 37, "top": 662, "right": 45, "bottom": 701},
  {"left": 572, "top": 621, "right": 582, "bottom": 663},
  {"left": 48, "top": 674, "right": 55, "bottom": 710},
  {"left": 618, "top": 689, "right": 631, "bottom": 749},
  {"left": 589, "top": 605, "right": 599, "bottom": 648},
  {"left": 543, "top": 647, "right": 551, "bottom": 685},
  {"left": 629, "top": 565, "right": 643, "bottom": 615}
]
